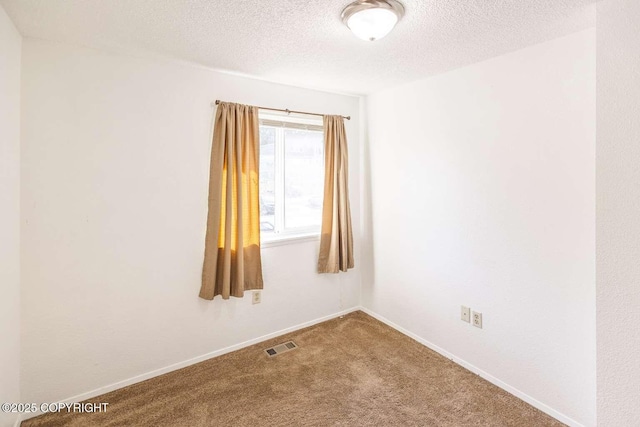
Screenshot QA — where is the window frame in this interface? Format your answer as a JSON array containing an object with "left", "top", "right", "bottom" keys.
[{"left": 258, "top": 112, "right": 325, "bottom": 246}]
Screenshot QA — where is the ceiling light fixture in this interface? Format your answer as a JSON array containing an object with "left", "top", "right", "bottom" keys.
[{"left": 341, "top": 0, "right": 405, "bottom": 42}]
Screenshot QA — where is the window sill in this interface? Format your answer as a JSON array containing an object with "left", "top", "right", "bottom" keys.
[{"left": 261, "top": 233, "right": 320, "bottom": 248}]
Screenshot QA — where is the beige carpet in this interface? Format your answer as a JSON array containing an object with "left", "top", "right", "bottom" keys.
[{"left": 23, "top": 311, "right": 563, "bottom": 426}]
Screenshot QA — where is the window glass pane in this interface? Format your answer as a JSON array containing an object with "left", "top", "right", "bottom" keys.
[
  {"left": 259, "top": 126, "right": 276, "bottom": 235},
  {"left": 283, "top": 128, "right": 324, "bottom": 230}
]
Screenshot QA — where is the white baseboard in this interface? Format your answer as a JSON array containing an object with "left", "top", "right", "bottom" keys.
[
  {"left": 19, "top": 306, "right": 360, "bottom": 422},
  {"left": 18, "top": 305, "right": 582, "bottom": 426},
  {"left": 358, "top": 306, "right": 584, "bottom": 427}
]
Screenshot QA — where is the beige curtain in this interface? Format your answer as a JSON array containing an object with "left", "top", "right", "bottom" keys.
[
  {"left": 318, "top": 115, "right": 354, "bottom": 273},
  {"left": 200, "top": 102, "right": 264, "bottom": 300}
]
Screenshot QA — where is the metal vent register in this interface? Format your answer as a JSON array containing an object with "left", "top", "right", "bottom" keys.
[{"left": 264, "top": 341, "right": 298, "bottom": 357}]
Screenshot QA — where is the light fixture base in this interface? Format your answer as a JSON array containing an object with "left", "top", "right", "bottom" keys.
[{"left": 341, "top": 0, "right": 405, "bottom": 41}]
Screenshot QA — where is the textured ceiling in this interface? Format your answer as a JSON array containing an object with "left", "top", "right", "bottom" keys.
[{"left": 1, "top": 0, "right": 596, "bottom": 95}]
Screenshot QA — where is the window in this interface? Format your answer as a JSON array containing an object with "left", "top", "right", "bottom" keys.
[{"left": 259, "top": 113, "right": 324, "bottom": 242}]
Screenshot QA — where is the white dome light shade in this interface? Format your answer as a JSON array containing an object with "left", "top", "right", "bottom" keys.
[
  {"left": 347, "top": 8, "right": 398, "bottom": 41},
  {"left": 341, "top": 0, "right": 404, "bottom": 42}
]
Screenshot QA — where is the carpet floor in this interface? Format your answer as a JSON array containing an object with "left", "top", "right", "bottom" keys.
[{"left": 22, "top": 311, "right": 564, "bottom": 426}]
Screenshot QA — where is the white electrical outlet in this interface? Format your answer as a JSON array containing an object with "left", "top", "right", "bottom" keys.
[
  {"left": 472, "top": 311, "right": 483, "bottom": 328},
  {"left": 252, "top": 291, "right": 261, "bottom": 305},
  {"left": 461, "top": 306, "right": 470, "bottom": 323}
]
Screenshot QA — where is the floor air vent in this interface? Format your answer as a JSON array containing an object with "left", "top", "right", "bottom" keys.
[{"left": 264, "top": 341, "right": 297, "bottom": 357}]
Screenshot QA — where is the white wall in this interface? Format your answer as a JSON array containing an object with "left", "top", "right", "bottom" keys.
[
  {"left": 365, "top": 30, "right": 595, "bottom": 426},
  {"left": 0, "top": 5, "right": 21, "bottom": 427},
  {"left": 596, "top": 1, "right": 640, "bottom": 425},
  {"left": 20, "top": 40, "right": 361, "bottom": 404}
]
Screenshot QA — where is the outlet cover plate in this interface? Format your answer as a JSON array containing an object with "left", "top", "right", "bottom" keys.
[
  {"left": 472, "top": 311, "right": 483, "bottom": 328},
  {"left": 252, "top": 291, "right": 261, "bottom": 304},
  {"left": 461, "top": 306, "right": 471, "bottom": 323}
]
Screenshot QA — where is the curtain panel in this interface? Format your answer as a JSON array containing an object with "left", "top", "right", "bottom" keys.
[
  {"left": 318, "top": 115, "right": 355, "bottom": 273},
  {"left": 199, "top": 102, "right": 264, "bottom": 300}
]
